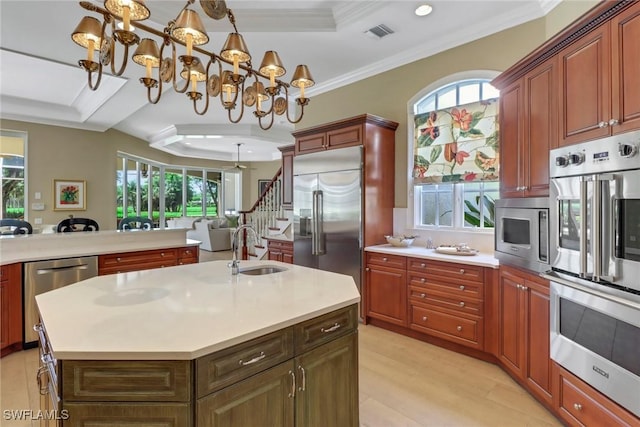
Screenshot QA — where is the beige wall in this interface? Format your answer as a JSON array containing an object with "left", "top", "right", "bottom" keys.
[
  {"left": 0, "top": 119, "right": 279, "bottom": 229},
  {"left": 295, "top": 1, "right": 597, "bottom": 208}
]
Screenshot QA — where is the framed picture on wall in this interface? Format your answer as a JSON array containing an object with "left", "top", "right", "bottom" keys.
[
  {"left": 53, "top": 179, "right": 86, "bottom": 211},
  {"left": 258, "top": 179, "right": 270, "bottom": 196}
]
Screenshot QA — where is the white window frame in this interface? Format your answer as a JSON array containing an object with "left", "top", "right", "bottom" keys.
[{"left": 406, "top": 70, "right": 501, "bottom": 234}]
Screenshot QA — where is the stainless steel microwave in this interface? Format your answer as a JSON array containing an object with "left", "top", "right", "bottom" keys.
[{"left": 495, "top": 197, "right": 550, "bottom": 272}]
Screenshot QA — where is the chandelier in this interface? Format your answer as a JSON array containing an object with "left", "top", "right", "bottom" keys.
[{"left": 71, "top": 0, "right": 315, "bottom": 130}]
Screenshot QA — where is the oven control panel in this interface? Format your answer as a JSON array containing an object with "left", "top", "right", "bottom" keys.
[{"left": 550, "top": 130, "right": 640, "bottom": 177}]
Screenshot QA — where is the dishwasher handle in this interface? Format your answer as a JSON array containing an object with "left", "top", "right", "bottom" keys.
[{"left": 36, "top": 264, "right": 91, "bottom": 275}]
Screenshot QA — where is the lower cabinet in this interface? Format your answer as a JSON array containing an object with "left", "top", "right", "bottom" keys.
[
  {"left": 364, "top": 253, "right": 407, "bottom": 326},
  {"left": 267, "top": 239, "right": 294, "bottom": 264},
  {"left": 498, "top": 264, "right": 552, "bottom": 405},
  {"left": 197, "top": 332, "right": 358, "bottom": 427},
  {"left": 553, "top": 362, "right": 639, "bottom": 427},
  {"left": 1, "top": 263, "right": 22, "bottom": 356}
]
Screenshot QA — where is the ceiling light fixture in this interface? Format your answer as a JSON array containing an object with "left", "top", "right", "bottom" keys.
[
  {"left": 71, "top": 0, "right": 315, "bottom": 130},
  {"left": 415, "top": 4, "right": 433, "bottom": 16}
]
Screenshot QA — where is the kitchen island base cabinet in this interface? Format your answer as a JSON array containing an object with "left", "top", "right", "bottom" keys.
[
  {"left": 45, "top": 304, "right": 359, "bottom": 427},
  {"left": 1, "top": 263, "right": 22, "bottom": 356}
]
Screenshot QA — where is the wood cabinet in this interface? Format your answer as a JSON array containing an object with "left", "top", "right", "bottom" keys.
[
  {"left": 408, "top": 258, "right": 485, "bottom": 350},
  {"left": 98, "top": 245, "right": 198, "bottom": 275},
  {"left": 292, "top": 114, "right": 397, "bottom": 250},
  {"left": 364, "top": 253, "right": 407, "bottom": 327},
  {"left": 498, "top": 57, "right": 557, "bottom": 198},
  {"left": 268, "top": 239, "right": 294, "bottom": 264},
  {"left": 279, "top": 144, "right": 295, "bottom": 209},
  {"left": 553, "top": 362, "right": 639, "bottom": 427},
  {"left": 0, "top": 263, "right": 22, "bottom": 356},
  {"left": 498, "top": 264, "right": 552, "bottom": 406},
  {"left": 559, "top": 2, "right": 640, "bottom": 145}
]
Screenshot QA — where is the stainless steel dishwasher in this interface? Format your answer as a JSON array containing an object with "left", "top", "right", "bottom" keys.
[{"left": 24, "top": 256, "right": 98, "bottom": 345}]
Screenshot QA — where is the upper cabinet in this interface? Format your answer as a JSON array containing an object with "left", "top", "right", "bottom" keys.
[{"left": 493, "top": 1, "right": 640, "bottom": 194}]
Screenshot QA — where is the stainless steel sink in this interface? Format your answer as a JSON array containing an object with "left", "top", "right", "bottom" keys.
[{"left": 239, "top": 265, "right": 288, "bottom": 276}]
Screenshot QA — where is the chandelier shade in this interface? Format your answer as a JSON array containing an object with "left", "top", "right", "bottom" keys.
[
  {"left": 172, "top": 9, "right": 209, "bottom": 48},
  {"left": 71, "top": 16, "right": 102, "bottom": 49},
  {"left": 71, "top": 1, "right": 314, "bottom": 129}
]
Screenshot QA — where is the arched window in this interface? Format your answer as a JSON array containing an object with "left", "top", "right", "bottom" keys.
[{"left": 411, "top": 78, "right": 500, "bottom": 230}]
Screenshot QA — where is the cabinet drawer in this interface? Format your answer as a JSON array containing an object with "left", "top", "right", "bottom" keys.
[
  {"left": 99, "top": 260, "right": 177, "bottom": 275},
  {"left": 408, "top": 258, "right": 483, "bottom": 283},
  {"left": 327, "top": 124, "right": 362, "bottom": 149},
  {"left": 0, "top": 265, "right": 8, "bottom": 282},
  {"left": 295, "top": 304, "right": 358, "bottom": 354},
  {"left": 410, "top": 305, "right": 482, "bottom": 349},
  {"left": 100, "top": 249, "right": 178, "bottom": 269},
  {"left": 366, "top": 253, "right": 406, "bottom": 269},
  {"left": 178, "top": 247, "right": 198, "bottom": 265},
  {"left": 267, "top": 240, "right": 293, "bottom": 252},
  {"left": 556, "top": 364, "right": 638, "bottom": 427},
  {"left": 409, "top": 286, "right": 483, "bottom": 316},
  {"left": 64, "top": 402, "right": 192, "bottom": 426},
  {"left": 408, "top": 273, "right": 484, "bottom": 299},
  {"left": 62, "top": 360, "right": 191, "bottom": 402},
  {"left": 196, "top": 328, "right": 294, "bottom": 398}
]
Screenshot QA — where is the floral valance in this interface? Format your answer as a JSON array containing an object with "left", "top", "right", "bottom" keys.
[{"left": 413, "top": 98, "right": 499, "bottom": 184}]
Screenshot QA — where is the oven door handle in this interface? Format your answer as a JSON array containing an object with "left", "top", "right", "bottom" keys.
[
  {"left": 595, "top": 173, "right": 616, "bottom": 282},
  {"left": 579, "top": 176, "right": 590, "bottom": 278}
]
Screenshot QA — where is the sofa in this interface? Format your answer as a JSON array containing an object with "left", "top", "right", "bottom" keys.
[{"left": 171, "top": 217, "right": 232, "bottom": 252}]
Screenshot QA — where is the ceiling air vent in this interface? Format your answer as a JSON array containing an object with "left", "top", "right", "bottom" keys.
[{"left": 364, "top": 24, "right": 394, "bottom": 39}]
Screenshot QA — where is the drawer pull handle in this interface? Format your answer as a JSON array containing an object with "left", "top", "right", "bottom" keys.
[
  {"left": 573, "top": 403, "right": 582, "bottom": 411},
  {"left": 321, "top": 323, "right": 341, "bottom": 333},
  {"left": 459, "top": 269, "right": 465, "bottom": 274},
  {"left": 456, "top": 326, "right": 463, "bottom": 332},
  {"left": 420, "top": 293, "right": 426, "bottom": 298},
  {"left": 161, "top": 252, "right": 165, "bottom": 257},
  {"left": 382, "top": 257, "right": 388, "bottom": 262},
  {"left": 421, "top": 263, "right": 426, "bottom": 268},
  {"left": 116, "top": 257, "right": 121, "bottom": 262},
  {"left": 420, "top": 278, "right": 426, "bottom": 283},
  {"left": 186, "top": 250, "right": 192, "bottom": 255},
  {"left": 422, "top": 316, "right": 428, "bottom": 321},
  {"left": 459, "top": 302, "right": 465, "bottom": 307},
  {"left": 298, "top": 365, "right": 306, "bottom": 391},
  {"left": 459, "top": 285, "right": 465, "bottom": 291},
  {"left": 239, "top": 351, "right": 266, "bottom": 366},
  {"left": 36, "top": 366, "right": 48, "bottom": 395}
]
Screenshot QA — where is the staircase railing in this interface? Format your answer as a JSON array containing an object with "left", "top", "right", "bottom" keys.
[{"left": 238, "top": 168, "right": 284, "bottom": 259}]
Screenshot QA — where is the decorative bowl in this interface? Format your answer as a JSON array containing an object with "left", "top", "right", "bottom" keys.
[{"left": 385, "top": 235, "right": 417, "bottom": 247}]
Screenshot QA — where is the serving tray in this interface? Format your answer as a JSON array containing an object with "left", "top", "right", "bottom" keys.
[{"left": 434, "top": 246, "right": 478, "bottom": 256}]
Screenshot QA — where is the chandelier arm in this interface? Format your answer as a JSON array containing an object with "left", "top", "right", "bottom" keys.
[
  {"left": 257, "top": 109, "right": 275, "bottom": 131},
  {"left": 192, "top": 57, "right": 216, "bottom": 116},
  {"left": 87, "top": 64, "right": 103, "bottom": 91},
  {"left": 169, "top": 41, "right": 190, "bottom": 94},
  {"left": 282, "top": 86, "right": 305, "bottom": 124},
  {"left": 225, "top": 77, "right": 247, "bottom": 124},
  {"left": 227, "top": 9, "right": 240, "bottom": 34},
  {"left": 144, "top": 42, "right": 166, "bottom": 105},
  {"left": 110, "top": 42, "right": 129, "bottom": 76}
]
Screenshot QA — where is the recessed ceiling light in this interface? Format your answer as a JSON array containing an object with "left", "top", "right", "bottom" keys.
[{"left": 415, "top": 4, "right": 433, "bottom": 16}]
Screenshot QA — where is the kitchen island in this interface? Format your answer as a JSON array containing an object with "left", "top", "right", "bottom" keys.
[{"left": 35, "top": 260, "right": 360, "bottom": 426}]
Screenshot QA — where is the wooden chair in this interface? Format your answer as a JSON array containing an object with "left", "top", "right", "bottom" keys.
[
  {"left": 118, "top": 216, "right": 153, "bottom": 231},
  {"left": 0, "top": 219, "right": 33, "bottom": 235},
  {"left": 56, "top": 218, "right": 99, "bottom": 232}
]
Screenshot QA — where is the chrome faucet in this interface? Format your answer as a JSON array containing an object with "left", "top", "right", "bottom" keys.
[{"left": 230, "top": 224, "right": 258, "bottom": 275}]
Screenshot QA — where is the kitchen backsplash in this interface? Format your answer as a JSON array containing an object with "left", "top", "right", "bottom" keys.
[{"left": 392, "top": 208, "right": 494, "bottom": 253}]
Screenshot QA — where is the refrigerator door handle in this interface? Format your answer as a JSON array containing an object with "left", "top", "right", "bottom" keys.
[{"left": 312, "top": 190, "right": 325, "bottom": 255}]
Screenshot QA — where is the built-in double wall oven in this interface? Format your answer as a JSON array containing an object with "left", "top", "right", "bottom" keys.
[{"left": 545, "top": 130, "right": 640, "bottom": 418}]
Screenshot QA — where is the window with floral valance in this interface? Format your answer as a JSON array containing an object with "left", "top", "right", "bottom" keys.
[{"left": 412, "top": 98, "right": 499, "bottom": 185}]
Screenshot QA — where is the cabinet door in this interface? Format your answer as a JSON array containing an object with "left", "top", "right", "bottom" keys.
[
  {"left": 295, "top": 332, "right": 358, "bottom": 427},
  {"left": 525, "top": 277, "right": 552, "bottom": 404},
  {"left": 611, "top": 3, "right": 640, "bottom": 134},
  {"left": 0, "top": 281, "right": 8, "bottom": 350},
  {"left": 295, "top": 134, "right": 326, "bottom": 155},
  {"left": 280, "top": 146, "right": 295, "bottom": 209},
  {"left": 1, "top": 263, "right": 22, "bottom": 353},
  {"left": 499, "top": 80, "right": 524, "bottom": 198},
  {"left": 523, "top": 57, "right": 557, "bottom": 197},
  {"left": 365, "top": 265, "right": 407, "bottom": 326},
  {"left": 197, "top": 361, "right": 294, "bottom": 427},
  {"left": 326, "top": 124, "right": 362, "bottom": 150},
  {"left": 498, "top": 268, "right": 525, "bottom": 377},
  {"left": 558, "top": 24, "right": 611, "bottom": 146}
]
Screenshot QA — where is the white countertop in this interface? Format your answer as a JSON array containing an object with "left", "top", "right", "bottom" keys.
[
  {"left": 365, "top": 244, "right": 499, "bottom": 268},
  {"left": 36, "top": 260, "right": 360, "bottom": 361},
  {"left": 0, "top": 229, "right": 199, "bottom": 265}
]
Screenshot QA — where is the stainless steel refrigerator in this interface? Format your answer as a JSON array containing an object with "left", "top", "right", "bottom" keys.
[{"left": 293, "top": 146, "right": 362, "bottom": 292}]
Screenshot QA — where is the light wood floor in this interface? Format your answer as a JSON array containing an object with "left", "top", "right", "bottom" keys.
[{"left": 0, "top": 251, "right": 561, "bottom": 426}]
